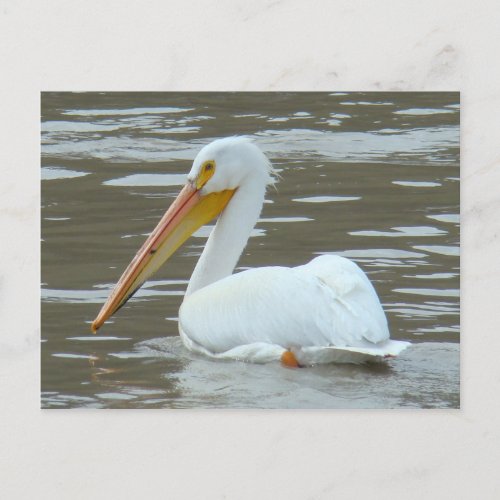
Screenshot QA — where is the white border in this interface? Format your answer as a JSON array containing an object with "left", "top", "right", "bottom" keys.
[{"left": 2, "top": 1, "right": 499, "bottom": 498}]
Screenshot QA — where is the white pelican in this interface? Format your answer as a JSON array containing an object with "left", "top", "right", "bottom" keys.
[{"left": 92, "top": 137, "right": 409, "bottom": 366}]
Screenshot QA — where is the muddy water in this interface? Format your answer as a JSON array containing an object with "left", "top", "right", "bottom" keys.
[{"left": 41, "top": 92, "right": 459, "bottom": 408}]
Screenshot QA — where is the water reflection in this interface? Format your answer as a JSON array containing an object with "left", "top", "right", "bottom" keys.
[{"left": 103, "top": 173, "right": 186, "bottom": 186}]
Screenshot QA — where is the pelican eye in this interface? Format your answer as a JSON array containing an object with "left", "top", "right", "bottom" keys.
[{"left": 196, "top": 160, "right": 216, "bottom": 189}]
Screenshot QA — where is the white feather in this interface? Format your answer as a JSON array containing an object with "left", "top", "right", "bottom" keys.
[{"left": 179, "top": 255, "right": 409, "bottom": 365}]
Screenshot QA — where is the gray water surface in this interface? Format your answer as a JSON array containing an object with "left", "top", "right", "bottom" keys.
[{"left": 41, "top": 92, "right": 460, "bottom": 409}]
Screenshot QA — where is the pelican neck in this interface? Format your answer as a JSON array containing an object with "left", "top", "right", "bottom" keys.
[{"left": 185, "top": 180, "right": 266, "bottom": 296}]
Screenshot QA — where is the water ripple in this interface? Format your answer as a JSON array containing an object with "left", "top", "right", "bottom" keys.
[
  {"left": 293, "top": 196, "right": 361, "bottom": 203},
  {"left": 413, "top": 245, "right": 460, "bottom": 256},
  {"left": 350, "top": 226, "right": 447, "bottom": 238},
  {"left": 103, "top": 173, "right": 187, "bottom": 187},
  {"left": 62, "top": 106, "right": 194, "bottom": 116}
]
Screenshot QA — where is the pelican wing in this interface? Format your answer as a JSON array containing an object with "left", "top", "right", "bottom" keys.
[{"left": 179, "top": 255, "right": 402, "bottom": 363}]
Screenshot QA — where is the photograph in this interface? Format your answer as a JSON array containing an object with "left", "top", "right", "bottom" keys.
[{"left": 41, "top": 91, "right": 460, "bottom": 409}]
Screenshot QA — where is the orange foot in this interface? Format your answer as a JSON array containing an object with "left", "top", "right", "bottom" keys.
[{"left": 281, "top": 350, "right": 301, "bottom": 368}]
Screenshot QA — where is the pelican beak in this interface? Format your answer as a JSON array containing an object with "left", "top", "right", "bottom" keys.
[{"left": 91, "top": 182, "right": 236, "bottom": 333}]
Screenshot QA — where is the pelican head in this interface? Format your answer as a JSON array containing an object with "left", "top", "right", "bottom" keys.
[
  {"left": 91, "top": 137, "right": 274, "bottom": 333},
  {"left": 188, "top": 137, "right": 274, "bottom": 193}
]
